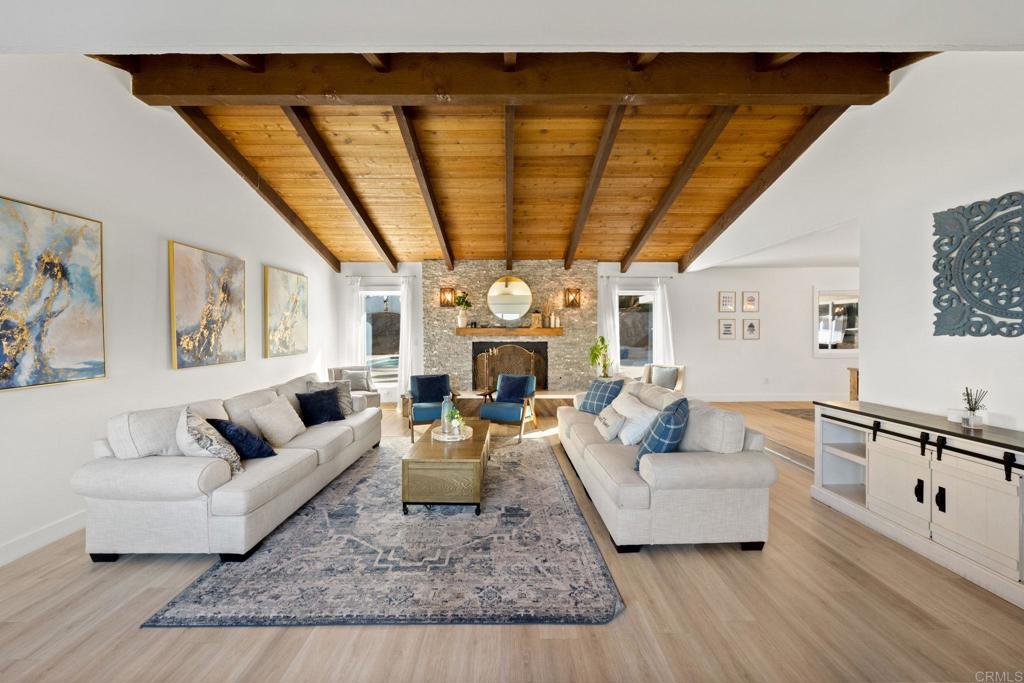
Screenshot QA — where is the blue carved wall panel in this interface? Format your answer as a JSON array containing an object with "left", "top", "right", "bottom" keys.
[{"left": 933, "top": 191, "right": 1024, "bottom": 337}]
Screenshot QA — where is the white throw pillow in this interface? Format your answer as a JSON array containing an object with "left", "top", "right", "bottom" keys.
[
  {"left": 610, "top": 394, "right": 660, "bottom": 446},
  {"left": 250, "top": 396, "right": 307, "bottom": 447},
  {"left": 594, "top": 404, "right": 626, "bottom": 441},
  {"left": 175, "top": 407, "right": 243, "bottom": 474}
]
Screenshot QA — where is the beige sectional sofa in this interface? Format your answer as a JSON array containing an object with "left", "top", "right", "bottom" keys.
[
  {"left": 71, "top": 373, "right": 381, "bottom": 562},
  {"left": 557, "top": 381, "right": 778, "bottom": 552}
]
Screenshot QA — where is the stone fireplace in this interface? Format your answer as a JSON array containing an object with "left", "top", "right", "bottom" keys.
[{"left": 472, "top": 341, "right": 548, "bottom": 390}]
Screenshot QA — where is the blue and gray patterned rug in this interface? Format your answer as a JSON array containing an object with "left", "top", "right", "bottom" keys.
[{"left": 144, "top": 436, "right": 623, "bottom": 627}]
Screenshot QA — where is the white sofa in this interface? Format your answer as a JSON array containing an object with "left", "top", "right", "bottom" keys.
[
  {"left": 71, "top": 373, "right": 381, "bottom": 562},
  {"left": 557, "top": 382, "right": 778, "bottom": 552}
]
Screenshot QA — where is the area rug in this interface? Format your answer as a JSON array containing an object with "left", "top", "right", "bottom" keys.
[
  {"left": 773, "top": 408, "right": 816, "bottom": 422},
  {"left": 144, "top": 436, "right": 623, "bottom": 627}
]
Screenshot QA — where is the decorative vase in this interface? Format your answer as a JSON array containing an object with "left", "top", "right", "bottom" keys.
[
  {"left": 441, "top": 394, "right": 454, "bottom": 433},
  {"left": 962, "top": 411, "right": 982, "bottom": 430},
  {"left": 457, "top": 308, "right": 468, "bottom": 327}
]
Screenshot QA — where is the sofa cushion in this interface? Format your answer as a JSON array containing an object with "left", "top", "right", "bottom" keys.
[
  {"left": 585, "top": 443, "right": 651, "bottom": 510},
  {"left": 107, "top": 405, "right": 184, "bottom": 460},
  {"left": 681, "top": 404, "right": 745, "bottom": 454},
  {"left": 570, "top": 420, "right": 608, "bottom": 456},
  {"left": 296, "top": 388, "right": 344, "bottom": 426},
  {"left": 412, "top": 375, "right": 448, "bottom": 403},
  {"left": 175, "top": 407, "right": 243, "bottom": 474},
  {"left": 250, "top": 396, "right": 307, "bottom": 447},
  {"left": 224, "top": 389, "right": 278, "bottom": 438},
  {"left": 273, "top": 373, "right": 320, "bottom": 411},
  {"left": 556, "top": 406, "right": 593, "bottom": 443},
  {"left": 411, "top": 402, "right": 442, "bottom": 422},
  {"left": 283, "top": 422, "right": 355, "bottom": 465},
  {"left": 343, "top": 407, "right": 382, "bottom": 442},
  {"left": 72, "top": 455, "right": 232, "bottom": 501},
  {"left": 624, "top": 381, "right": 685, "bottom": 411},
  {"left": 210, "top": 448, "right": 318, "bottom": 516},
  {"left": 480, "top": 401, "right": 523, "bottom": 424},
  {"left": 610, "top": 394, "right": 660, "bottom": 446},
  {"left": 637, "top": 451, "right": 778, "bottom": 490},
  {"left": 650, "top": 365, "right": 679, "bottom": 389},
  {"left": 188, "top": 398, "right": 229, "bottom": 421},
  {"left": 578, "top": 379, "right": 624, "bottom": 415},
  {"left": 353, "top": 390, "right": 381, "bottom": 408},
  {"left": 308, "top": 380, "right": 354, "bottom": 416}
]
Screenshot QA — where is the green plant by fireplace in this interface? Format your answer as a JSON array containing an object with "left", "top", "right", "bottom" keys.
[
  {"left": 588, "top": 335, "right": 611, "bottom": 378},
  {"left": 454, "top": 292, "right": 472, "bottom": 309}
]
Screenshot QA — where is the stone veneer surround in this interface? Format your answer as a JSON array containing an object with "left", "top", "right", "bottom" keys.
[{"left": 422, "top": 260, "right": 598, "bottom": 391}]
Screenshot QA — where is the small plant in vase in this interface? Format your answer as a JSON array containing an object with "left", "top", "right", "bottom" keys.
[
  {"left": 454, "top": 292, "right": 472, "bottom": 328},
  {"left": 588, "top": 335, "right": 611, "bottom": 378},
  {"left": 961, "top": 387, "right": 988, "bottom": 430},
  {"left": 444, "top": 405, "right": 465, "bottom": 435}
]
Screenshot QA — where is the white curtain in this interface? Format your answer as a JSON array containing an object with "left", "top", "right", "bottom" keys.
[
  {"left": 652, "top": 278, "right": 676, "bottom": 365},
  {"left": 344, "top": 276, "right": 366, "bottom": 366},
  {"left": 597, "top": 276, "right": 621, "bottom": 375},
  {"left": 397, "top": 276, "right": 415, "bottom": 394}
]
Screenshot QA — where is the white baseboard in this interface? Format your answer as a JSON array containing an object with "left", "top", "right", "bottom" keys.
[
  {"left": 0, "top": 509, "right": 85, "bottom": 567},
  {"left": 695, "top": 392, "right": 848, "bottom": 402}
]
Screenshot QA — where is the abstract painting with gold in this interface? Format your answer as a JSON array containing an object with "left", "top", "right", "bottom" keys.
[
  {"left": 169, "top": 241, "right": 245, "bottom": 369},
  {"left": 0, "top": 197, "right": 105, "bottom": 391},
  {"left": 263, "top": 266, "right": 308, "bottom": 357}
]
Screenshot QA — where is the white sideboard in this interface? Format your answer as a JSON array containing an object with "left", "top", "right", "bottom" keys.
[{"left": 813, "top": 401, "right": 1024, "bottom": 607}]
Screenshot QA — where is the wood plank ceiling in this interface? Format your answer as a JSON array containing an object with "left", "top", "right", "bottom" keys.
[{"left": 95, "top": 52, "right": 932, "bottom": 272}]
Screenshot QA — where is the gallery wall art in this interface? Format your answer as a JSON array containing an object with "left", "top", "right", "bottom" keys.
[
  {"left": 263, "top": 265, "right": 308, "bottom": 358},
  {"left": 0, "top": 196, "right": 105, "bottom": 390},
  {"left": 933, "top": 190, "right": 1024, "bottom": 337},
  {"left": 168, "top": 241, "right": 245, "bottom": 369}
]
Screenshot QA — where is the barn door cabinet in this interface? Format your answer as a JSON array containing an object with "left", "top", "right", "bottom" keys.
[{"left": 813, "top": 401, "right": 1024, "bottom": 608}]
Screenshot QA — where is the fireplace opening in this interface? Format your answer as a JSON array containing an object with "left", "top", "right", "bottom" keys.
[{"left": 471, "top": 342, "right": 548, "bottom": 391}]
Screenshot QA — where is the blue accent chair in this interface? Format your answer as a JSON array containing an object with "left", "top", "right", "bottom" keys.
[
  {"left": 406, "top": 374, "right": 457, "bottom": 442},
  {"left": 479, "top": 374, "right": 537, "bottom": 443}
]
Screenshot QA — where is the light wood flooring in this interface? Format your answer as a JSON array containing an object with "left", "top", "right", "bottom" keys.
[{"left": 2, "top": 406, "right": 1023, "bottom": 682}]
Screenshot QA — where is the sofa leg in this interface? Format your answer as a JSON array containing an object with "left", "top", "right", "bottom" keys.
[
  {"left": 741, "top": 541, "right": 765, "bottom": 551},
  {"left": 89, "top": 553, "right": 119, "bottom": 563},
  {"left": 612, "top": 538, "right": 642, "bottom": 554},
  {"left": 220, "top": 542, "right": 262, "bottom": 563}
]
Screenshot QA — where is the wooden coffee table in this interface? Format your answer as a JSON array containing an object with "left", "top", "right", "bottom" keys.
[{"left": 402, "top": 418, "right": 491, "bottom": 515}]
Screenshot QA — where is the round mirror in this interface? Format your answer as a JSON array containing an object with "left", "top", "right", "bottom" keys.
[{"left": 487, "top": 276, "right": 533, "bottom": 321}]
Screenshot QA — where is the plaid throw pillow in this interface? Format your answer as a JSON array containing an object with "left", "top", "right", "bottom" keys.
[
  {"left": 578, "top": 379, "right": 625, "bottom": 415},
  {"left": 634, "top": 398, "right": 690, "bottom": 470}
]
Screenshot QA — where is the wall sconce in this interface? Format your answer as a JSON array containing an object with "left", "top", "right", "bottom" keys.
[
  {"left": 439, "top": 287, "right": 456, "bottom": 307},
  {"left": 564, "top": 288, "right": 581, "bottom": 308}
]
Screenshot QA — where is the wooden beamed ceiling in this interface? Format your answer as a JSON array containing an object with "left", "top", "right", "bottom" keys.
[{"left": 95, "top": 51, "right": 931, "bottom": 271}]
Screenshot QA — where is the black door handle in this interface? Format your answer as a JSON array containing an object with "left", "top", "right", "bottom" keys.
[
  {"left": 914, "top": 478, "right": 924, "bottom": 504},
  {"left": 935, "top": 486, "right": 946, "bottom": 513}
]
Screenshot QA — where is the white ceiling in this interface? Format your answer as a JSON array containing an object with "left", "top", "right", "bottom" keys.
[
  {"left": 713, "top": 220, "right": 859, "bottom": 269},
  {"left": 3, "top": 1, "right": 1024, "bottom": 54}
]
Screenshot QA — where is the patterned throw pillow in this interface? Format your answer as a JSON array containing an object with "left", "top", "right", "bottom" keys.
[
  {"left": 341, "top": 369, "right": 371, "bottom": 392},
  {"left": 175, "top": 407, "right": 243, "bottom": 474},
  {"left": 307, "top": 380, "right": 354, "bottom": 416},
  {"left": 578, "top": 379, "right": 625, "bottom": 415},
  {"left": 296, "top": 388, "right": 344, "bottom": 427},
  {"left": 634, "top": 398, "right": 691, "bottom": 471},
  {"left": 208, "top": 419, "right": 276, "bottom": 459}
]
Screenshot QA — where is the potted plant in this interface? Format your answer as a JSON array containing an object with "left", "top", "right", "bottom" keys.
[
  {"left": 588, "top": 335, "right": 611, "bottom": 378},
  {"left": 454, "top": 292, "right": 472, "bottom": 327},
  {"left": 961, "top": 387, "right": 988, "bottom": 430}
]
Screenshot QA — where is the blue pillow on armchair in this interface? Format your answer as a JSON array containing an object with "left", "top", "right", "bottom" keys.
[
  {"left": 496, "top": 375, "right": 531, "bottom": 402},
  {"left": 208, "top": 419, "right": 276, "bottom": 459},
  {"left": 414, "top": 375, "right": 449, "bottom": 403},
  {"left": 578, "top": 379, "right": 625, "bottom": 415}
]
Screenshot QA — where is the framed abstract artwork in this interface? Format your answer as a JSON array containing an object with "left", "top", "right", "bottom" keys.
[
  {"left": 718, "top": 319, "right": 736, "bottom": 340},
  {"left": 0, "top": 196, "right": 105, "bottom": 391},
  {"left": 743, "top": 318, "right": 761, "bottom": 340},
  {"left": 742, "top": 291, "right": 760, "bottom": 312},
  {"left": 718, "top": 290, "right": 736, "bottom": 313},
  {"left": 263, "top": 265, "right": 308, "bottom": 358},
  {"left": 168, "top": 241, "right": 245, "bottom": 369}
]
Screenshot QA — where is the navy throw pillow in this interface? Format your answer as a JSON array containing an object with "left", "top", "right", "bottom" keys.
[
  {"left": 208, "top": 419, "right": 276, "bottom": 459},
  {"left": 578, "top": 379, "right": 624, "bottom": 415},
  {"left": 415, "top": 375, "right": 448, "bottom": 403},
  {"left": 296, "top": 388, "right": 344, "bottom": 426},
  {"left": 496, "top": 375, "right": 530, "bottom": 402}
]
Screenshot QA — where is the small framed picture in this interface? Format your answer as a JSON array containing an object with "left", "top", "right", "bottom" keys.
[
  {"left": 743, "top": 318, "right": 761, "bottom": 340},
  {"left": 718, "top": 290, "right": 736, "bottom": 312},
  {"left": 742, "top": 291, "right": 759, "bottom": 312},
  {"left": 719, "top": 318, "right": 737, "bottom": 340}
]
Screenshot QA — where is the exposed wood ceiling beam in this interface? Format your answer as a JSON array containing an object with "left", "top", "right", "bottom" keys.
[
  {"left": 564, "top": 105, "right": 625, "bottom": 269},
  {"left": 503, "top": 52, "right": 517, "bottom": 72},
  {"left": 87, "top": 54, "right": 139, "bottom": 73},
  {"left": 282, "top": 106, "right": 398, "bottom": 272},
  {"left": 219, "top": 54, "right": 264, "bottom": 72},
  {"left": 679, "top": 105, "right": 849, "bottom": 272},
  {"left": 505, "top": 105, "right": 515, "bottom": 271},
  {"left": 173, "top": 106, "right": 340, "bottom": 272},
  {"left": 629, "top": 52, "right": 660, "bottom": 71},
  {"left": 361, "top": 53, "right": 390, "bottom": 73},
  {"left": 129, "top": 52, "right": 896, "bottom": 106},
  {"left": 621, "top": 105, "right": 737, "bottom": 272},
  {"left": 756, "top": 52, "right": 802, "bottom": 71},
  {"left": 393, "top": 106, "right": 454, "bottom": 270}
]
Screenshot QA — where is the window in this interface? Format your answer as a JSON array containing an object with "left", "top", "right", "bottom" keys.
[
  {"left": 618, "top": 291, "right": 654, "bottom": 368},
  {"left": 814, "top": 289, "right": 859, "bottom": 357},
  {"left": 363, "top": 292, "right": 401, "bottom": 386}
]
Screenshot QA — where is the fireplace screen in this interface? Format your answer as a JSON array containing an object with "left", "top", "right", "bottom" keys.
[{"left": 471, "top": 342, "right": 548, "bottom": 391}]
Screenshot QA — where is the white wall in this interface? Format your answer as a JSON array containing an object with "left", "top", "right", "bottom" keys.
[
  {"left": 599, "top": 263, "right": 858, "bottom": 401},
  {"left": 0, "top": 56, "right": 341, "bottom": 565}
]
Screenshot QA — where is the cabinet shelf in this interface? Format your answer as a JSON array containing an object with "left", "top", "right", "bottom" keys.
[
  {"left": 823, "top": 441, "right": 866, "bottom": 465},
  {"left": 822, "top": 483, "right": 866, "bottom": 507}
]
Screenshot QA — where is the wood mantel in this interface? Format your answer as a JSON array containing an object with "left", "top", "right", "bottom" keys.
[{"left": 455, "top": 327, "right": 563, "bottom": 336}]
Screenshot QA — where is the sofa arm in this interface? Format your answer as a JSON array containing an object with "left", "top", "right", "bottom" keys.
[
  {"left": 572, "top": 392, "right": 587, "bottom": 409},
  {"left": 638, "top": 451, "right": 778, "bottom": 491},
  {"left": 352, "top": 394, "right": 368, "bottom": 412},
  {"left": 744, "top": 429, "right": 765, "bottom": 452},
  {"left": 72, "top": 455, "right": 231, "bottom": 501}
]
